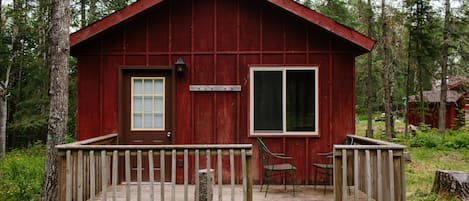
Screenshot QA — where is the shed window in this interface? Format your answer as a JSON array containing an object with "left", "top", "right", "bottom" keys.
[
  {"left": 131, "top": 77, "right": 165, "bottom": 130},
  {"left": 250, "top": 67, "right": 318, "bottom": 135}
]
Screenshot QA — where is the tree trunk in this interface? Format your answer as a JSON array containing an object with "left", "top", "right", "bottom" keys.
[
  {"left": 432, "top": 170, "right": 469, "bottom": 200},
  {"left": 41, "top": 0, "right": 70, "bottom": 200},
  {"left": 80, "top": 0, "right": 86, "bottom": 27},
  {"left": 381, "top": 0, "right": 393, "bottom": 139},
  {"left": 439, "top": 0, "right": 450, "bottom": 133},
  {"left": 416, "top": 0, "right": 425, "bottom": 126},
  {"left": 89, "top": 0, "right": 97, "bottom": 23},
  {"left": 0, "top": 88, "right": 6, "bottom": 159},
  {"left": 0, "top": 18, "right": 18, "bottom": 160},
  {"left": 366, "top": 0, "right": 374, "bottom": 138},
  {"left": 0, "top": 0, "right": 4, "bottom": 160}
]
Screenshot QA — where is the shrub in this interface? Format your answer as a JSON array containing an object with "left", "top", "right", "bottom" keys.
[
  {"left": 408, "top": 128, "right": 469, "bottom": 150},
  {"left": 0, "top": 143, "right": 45, "bottom": 201}
]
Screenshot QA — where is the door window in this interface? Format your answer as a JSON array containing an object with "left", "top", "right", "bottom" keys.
[{"left": 131, "top": 77, "right": 165, "bottom": 130}]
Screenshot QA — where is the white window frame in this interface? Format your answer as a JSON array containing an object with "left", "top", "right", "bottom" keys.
[
  {"left": 131, "top": 77, "right": 166, "bottom": 131},
  {"left": 250, "top": 66, "right": 319, "bottom": 136}
]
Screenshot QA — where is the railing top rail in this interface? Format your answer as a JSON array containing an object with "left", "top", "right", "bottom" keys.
[
  {"left": 64, "top": 133, "right": 118, "bottom": 146},
  {"left": 347, "top": 134, "right": 406, "bottom": 148},
  {"left": 56, "top": 144, "right": 253, "bottom": 151},
  {"left": 334, "top": 144, "right": 406, "bottom": 150}
]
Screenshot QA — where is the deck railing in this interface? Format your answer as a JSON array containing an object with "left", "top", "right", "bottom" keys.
[
  {"left": 333, "top": 135, "right": 406, "bottom": 201},
  {"left": 56, "top": 134, "right": 253, "bottom": 201}
]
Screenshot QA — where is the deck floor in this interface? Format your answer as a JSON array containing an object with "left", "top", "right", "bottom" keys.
[{"left": 92, "top": 184, "right": 335, "bottom": 201}]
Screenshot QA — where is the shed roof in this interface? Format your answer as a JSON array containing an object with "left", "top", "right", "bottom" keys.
[
  {"left": 409, "top": 90, "right": 462, "bottom": 103},
  {"left": 70, "top": 0, "right": 375, "bottom": 52}
]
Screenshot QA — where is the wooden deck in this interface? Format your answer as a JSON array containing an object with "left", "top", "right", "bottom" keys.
[{"left": 93, "top": 184, "right": 335, "bottom": 201}]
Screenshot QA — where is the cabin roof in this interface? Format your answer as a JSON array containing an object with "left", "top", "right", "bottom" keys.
[
  {"left": 70, "top": 0, "right": 375, "bottom": 52},
  {"left": 409, "top": 90, "right": 462, "bottom": 103}
]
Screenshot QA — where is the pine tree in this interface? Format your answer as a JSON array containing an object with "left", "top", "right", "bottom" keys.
[{"left": 41, "top": 0, "right": 70, "bottom": 200}]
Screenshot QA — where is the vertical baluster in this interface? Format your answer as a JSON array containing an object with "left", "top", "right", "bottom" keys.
[
  {"left": 366, "top": 150, "right": 371, "bottom": 201},
  {"left": 184, "top": 149, "right": 188, "bottom": 201},
  {"left": 101, "top": 150, "right": 107, "bottom": 201},
  {"left": 195, "top": 150, "right": 200, "bottom": 201},
  {"left": 66, "top": 150, "right": 72, "bottom": 201},
  {"left": 342, "top": 149, "right": 347, "bottom": 201},
  {"left": 90, "top": 151, "right": 95, "bottom": 201},
  {"left": 354, "top": 149, "right": 359, "bottom": 201},
  {"left": 149, "top": 150, "right": 155, "bottom": 201},
  {"left": 137, "top": 150, "right": 142, "bottom": 201},
  {"left": 160, "top": 150, "right": 165, "bottom": 201},
  {"left": 217, "top": 149, "right": 223, "bottom": 201},
  {"left": 112, "top": 150, "right": 118, "bottom": 201},
  {"left": 388, "top": 150, "right": 395, "bottom": 201},
  {"left": 377, "top": 149, "right": 382, "bottom": 201},
  {"left": 230, "top": 149, "right": 235, "bottom": 201},
  {"left": 78, "top": 150, "right": 83, "bottom": 201},
  {"left": 125, "top": 150, "right": 131, "bottom": 201},
  {"left": 206, "top": 149, "right": 211, "bottom": 201},
  {"left": 241, "top": 149, "right": 247, "bottom": 201},
  {"left": 171, "top": 149, "right": 176, "bottom": 201}
]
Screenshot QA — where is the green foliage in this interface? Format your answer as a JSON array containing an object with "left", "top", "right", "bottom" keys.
[
  {"left": 407, "top": 129, "right": 469, "bottom": 150},
  {"left": 311, "top": 0, "right": 359, "bottom": 29},
  {"left": 0, "top": 143, "right": 45, "bottom": 201}
]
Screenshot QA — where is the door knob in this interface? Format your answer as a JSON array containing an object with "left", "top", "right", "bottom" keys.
[{"left": 167, "top": 131, "right": 172, "bottom": 138}]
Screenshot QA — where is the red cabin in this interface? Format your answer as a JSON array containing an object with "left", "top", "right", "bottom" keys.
[{"left": 71, "top": 0, "right": 374, "bottom": 184}]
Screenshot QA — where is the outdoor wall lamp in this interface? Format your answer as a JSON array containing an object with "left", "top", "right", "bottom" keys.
[{"left": 175, "top": 57, "right": 187, "bottom": 77}]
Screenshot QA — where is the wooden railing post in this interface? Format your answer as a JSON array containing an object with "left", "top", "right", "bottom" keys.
[
  {"left": 56, "top": 136, "right": 253, "bottom": 201},
  {"left": 58, "top": 151, "right": 67, "bottom": 201},
  {"left": 334, "top": 135, "right": 406, "bottom": 201}
]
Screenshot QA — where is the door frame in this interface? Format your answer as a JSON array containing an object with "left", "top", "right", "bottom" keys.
[{"left": 118, "top": 66, "right": 176, "bottom": 145}]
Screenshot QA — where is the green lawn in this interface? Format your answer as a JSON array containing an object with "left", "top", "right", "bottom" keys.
[{"left": 356, "top": 116, "right": 469, "bottom": 201}]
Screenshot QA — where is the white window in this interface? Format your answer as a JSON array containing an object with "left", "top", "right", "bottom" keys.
[
  {"left": 250, "top": 67, "right": 318, "bottom": 135},
  {"left": 131, "top": 77, "right": 165, "bottom": 131}
]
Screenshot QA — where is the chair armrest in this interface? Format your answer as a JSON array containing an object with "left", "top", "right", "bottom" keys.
[
  {"left": 272, "top": 153, "right": 293, "bottom": 160},
  {"left": 317, "top": 152, "right": 333, "bottom": 156}
]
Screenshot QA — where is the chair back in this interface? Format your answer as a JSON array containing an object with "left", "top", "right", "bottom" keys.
[{"left": 256, "top": 137, "right": 272, "bottom": 167}]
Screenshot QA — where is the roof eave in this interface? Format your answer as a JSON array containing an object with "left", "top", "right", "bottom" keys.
[{"left": 267, "top": 0, "right": 375, "bottom": 52}]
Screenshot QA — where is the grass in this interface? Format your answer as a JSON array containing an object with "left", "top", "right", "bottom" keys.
[
  {"left": 356, "top": 115, "right": 469, "bottom": 201},
  {"left": 0, "top": 143, "right": 45, "bottom": 201}
]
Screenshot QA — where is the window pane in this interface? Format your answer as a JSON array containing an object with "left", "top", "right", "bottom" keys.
[
  {"left": 133, "top": 97, "right": 142, "bottom": 113},
  {"left": 143, "top": 114, "right": 153, "bottom": 128},
  {"left": 154, "top": 79, "right": 163, "bottom": 94},
  {"left": 143, "top": 96, "right": 152, "bottom": 113},
  {"left": 254, "top": 71, "right": 283, "bottom": 131},
  {"left": 134, "top": 79, "right": 142, "bottom": 94},
  {"left": 144, "top": 80, "right": 153, "bottom": 94},
  {"left": 154, "top": 114, "right": 163, "bottom": 128},
  {"left": 133, "top": 114, "right": 142, "bottom": 128},
  {"left": 286, "top": 70, "right": 315, "bottom": 132},
  {"left": 154, "top": 96, "right": 163, "bottom": 113}
]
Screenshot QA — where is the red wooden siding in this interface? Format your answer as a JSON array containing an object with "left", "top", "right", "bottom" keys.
[{"left": 73, "top": 0, "right": 362, "bottom": 184}]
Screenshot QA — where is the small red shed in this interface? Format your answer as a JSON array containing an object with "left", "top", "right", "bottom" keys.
[
  {"left": 408, "top": 90, "right": 465, "bottom": 129},
  {"left": 70, "top": 0, "right": 374, "bottom": 184}
]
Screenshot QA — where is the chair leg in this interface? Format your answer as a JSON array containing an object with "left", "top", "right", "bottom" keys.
[
  {"left": 264, "top": 170, "right": 273, "bottom": 197},
  {"left": 323, "top": 170, "right": 328, "bottom": 195},
  {"left": 284, "top": 172, "right": 287, "bottom": 191},
  {"left": 291, "top": 171, "right": 295, "bottom": 197},
  {"left": 314, "top": 168, "right": 318, "bottom": 190},
  {"left": 260, "top": 172, "right": 264, "bottom": 192}
]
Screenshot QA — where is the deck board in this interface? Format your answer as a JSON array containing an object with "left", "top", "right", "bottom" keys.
[{"left": 92, "top": 185, "right": 375, "bottom": 201}]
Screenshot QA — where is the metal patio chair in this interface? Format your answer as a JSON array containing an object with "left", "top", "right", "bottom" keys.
[
  {"left": 312, "top": 152, "right": 333, "bottom": 194},
  {"left": 257, "top": 137, "right": 296, "bottom": 197}
]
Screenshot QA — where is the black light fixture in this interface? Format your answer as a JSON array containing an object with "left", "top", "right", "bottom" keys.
[{"left": 175, "top": 57, "right": 187, "bottom": 77}]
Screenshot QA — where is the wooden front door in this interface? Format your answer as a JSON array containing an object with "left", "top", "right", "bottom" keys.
[{"left": 121, "top": 69, "right": 173, "bottom": 181}]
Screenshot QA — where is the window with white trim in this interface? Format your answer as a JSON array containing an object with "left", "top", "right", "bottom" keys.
[
  {"left": 131, "top": 77, "right": 165, "bottom": 130},
  {"left": 250, "top": 67, "right": 318, "bottom": 135}
]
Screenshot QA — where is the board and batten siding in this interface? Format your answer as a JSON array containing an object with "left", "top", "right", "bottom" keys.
[{"left": 72, "top": 0, "right": 358, "bottom": 184}]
